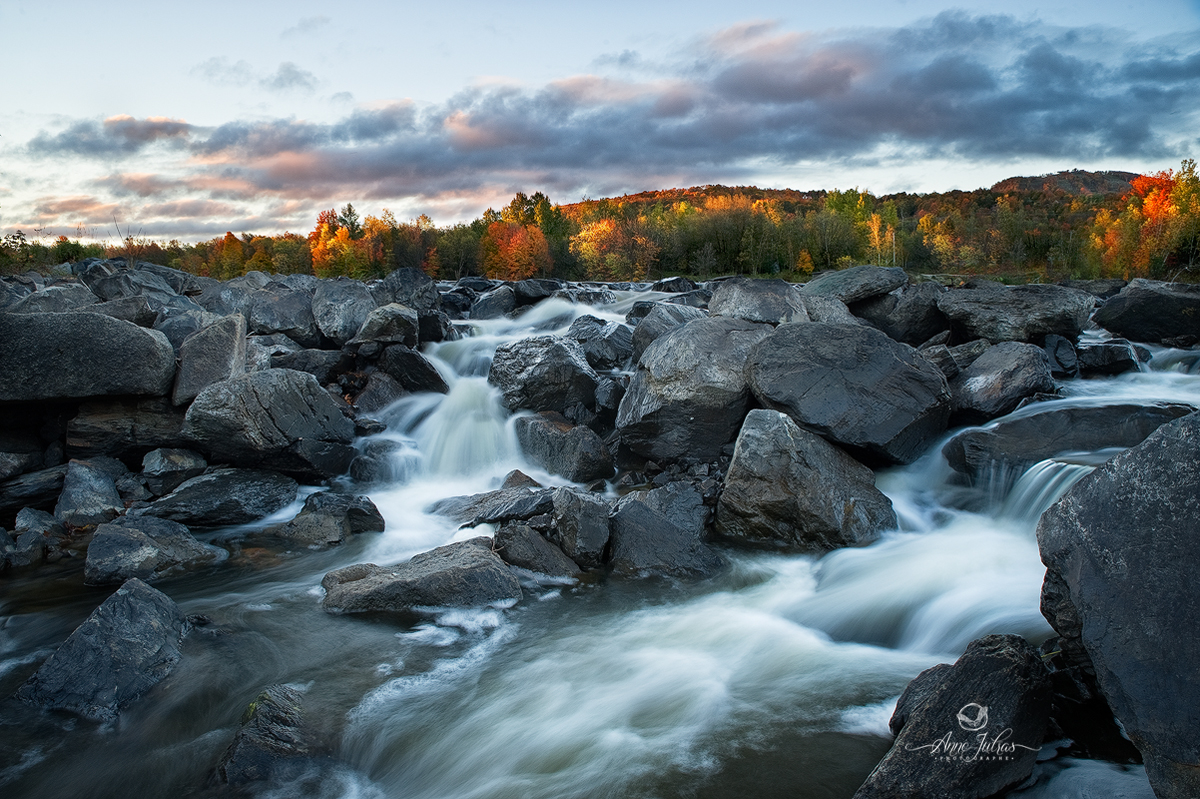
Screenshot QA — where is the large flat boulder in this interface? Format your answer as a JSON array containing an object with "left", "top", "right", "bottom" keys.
[
  {"left": 746, "top": 322, "right": 951, "bottom": 465},
  {"left": 321, "top": 538, "right": 522, "bottom": 612},
  {"left": 487, "top": 336, "right": 599, "bottom": 414},
  {"left": 1037, "top": 411, "right": 1200, "bottom": 799},
  {"left": 853, "top": 634, "right": 1051, "bottom": 799},
  {"left": 137, "top": 467, "right": 298, "bottom": 526},
  {"left": 15, "top": 578, "right": 188, "bottom": 722},
  {"left": 182, "top": 369, "right": 355, "bottom": 480},
  {"left": 85, "top": 516, "right": 220, "bottom": 584},
  {"left": 1092, "top": 279, "right": 1200, "bottom": 344},
  {"left": 709, "top": 277, "right": 809, "bottom": 324},
  {"left": 716, "top": 410, "right": 896, "bottom": 552},
  {"left": 0, "top": 312, "right": 175, "bottom": 401},
  {"left": 311, "top": 277, "right": 377, "bottom": 345},
  {"left": 935, "top": 284, "right": 1095, "bottom": 344},
  {"left": 802, "top": 265, "right": 909, "bottom": 304},
  {"left": 949, "top": 342, "right": 1055, "bottom": 423},
  {"left": 616, "top": 317, "right": 772, "bottom": 463}
]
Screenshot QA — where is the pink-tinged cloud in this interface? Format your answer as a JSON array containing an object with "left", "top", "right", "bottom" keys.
[{"left": 94, "top": 173, "right": 177, "bottom": 197}]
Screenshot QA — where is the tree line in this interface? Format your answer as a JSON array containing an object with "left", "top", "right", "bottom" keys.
[{"left": 3, "top": 160, "right": 1197, "bottom": 282}]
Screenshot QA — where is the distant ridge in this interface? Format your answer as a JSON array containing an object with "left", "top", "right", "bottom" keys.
[{"left": 990, "top": 169, "right": 1139, "bottom": 196}]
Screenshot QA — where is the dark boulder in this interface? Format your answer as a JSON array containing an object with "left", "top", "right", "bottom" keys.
[
  {"left": 609, "top": 483, "right": 724, "bottom": 578},
  {"left": 262, "top": 491, "right": 384, "bottom": 548},
  {"left": 0, "top": 465, "right": 68, "bottom": 517},
  {"left": 800, "top": 293, "right": 862, "bottom": 325},
  {"left": 84, "top": 516, "right": 220, "bottom": 584},
  {"left": 802, "top": 265, "right": 909, "bottom": 304},
  {"left": 54, "top": 459, "right": 123, "bottom": 528},
  {"left": 15, "top": 578, "right": 188, "bottom": 722},
  {"left": 347, "top": 303, "right": 419, "bottom": 348},
  {"left": 487, "top": 336, "right": 599, "bottom": 414},
  {"left": 549, "top": 488, "right": 612, "bottom": 570},
  {"left": 746, "top": 322, "right": 951, "bottom": 465},
  {"left": 553, "top": 286, "right": 617, "bottom": 306},
  {"left": 0, "top": 312, "right": 175, "bottom": 401},
  {"left": 153, "top": 307, "right": 224, "bottom": 352},
  {"left": 4, "top": 283, "right": 98, "bottom": 314},
  {"left": 89, "top": 269, "right": 178, "bottom": 306},
  {"left": 248, "top": 287, "right": 321, "bottom": 348},
  {"left": 1092, "top": 279, "right": 1200, "bottom": 344},
  {"left": 379, "top": 345, "right": 449, "bottom": 394},
  {"left": 214, "top": 684, "right": 315, "bottom": 788},
  {"left": 1060, "top": 278, "right": 1127, "bottom": 299},
  {"left": 851, "top": 282, "right": 948, "bottom": 345},
  {"left": 630, "top": 304, "right": 707, "bottom": 362},
  {"left": 137, "top": 467, "right": 298, "bottom": 526},
  {"left": 91, "top": 295, "right": 157, "bottom": 327},
  {"left": 935, "top": 284, "right": 1095, "bottom": 344},
  {"left": 321, "top": 538, "right": 522, "bottom": 612},
  {"left": 182, "top": 369, "right": 355, "bottom": 480},
  {"left": 651, "top": 276, "right": 697, "bottom": 293},
  {"left": 708, "top": 277, "right": 809, "bottom": 325},
  {"left": 66, "top": 398, "right": 188, "bottom": 461},
  {"left": 1037, "top": 411, "right": 1200, "bottom": 799},
  {"left": 270, "top": 348, "right": 353, "bottom": 385},
  {"left": 494, "top": 523, "right": 581, "bottom": 579},
  {"left": 1043, "top": 334, "right": 1079, "bottom": 378},
  {"left": 565, "top": 315, "right": 634, "bottom": 370},
  {"left": 377, "top": 267, "right": 440, "bottom": 311},
  {"left": 949, "top": 342, "right": 1055, "bottom": 423},
  {"left": 352, "top": 372, "right": 406, "bottom": 415},
  {"left": 515, "top": 412, "right": 614, "bottom": 483},
  {"left": 348, "top": 439, "right": 411, "bottom": 485},
  {"left": 172, "top": 314, "right": 247, "bottom": 406},
  {"left": 418, "top": 309, "right": 455, "bottom": 343},
  {"left": 311, "top": 277, "right": 377, "bottom": 345},
  {"left": 853, "top": 634, "right": 1051, "bottom": 799},
  {"left": 470, "top": 286, "right": 517, "bottom": 319},
  {"left": 428, "top": 485, "right": 557, "bottom": 528},
  {"left": 1076, "top": 340, "right": 1140, "bottom": 376},
  {"left": 617, "top": 317, "right": 772, "bottom": 463},
  {"left": 194, "top": 282, "right": 254, "bottom": 318},
  {"left": 716, "top": 410, "right": 896, "bottom": 552},
  {"left": 943, "top": 402, "right": 1195, "bottom": 480},
  {"left": 513, "top": 278, "right": 564, "bottom": 306}
]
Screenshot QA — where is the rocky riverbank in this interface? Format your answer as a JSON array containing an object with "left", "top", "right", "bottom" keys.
[{"left": 1, "top": 259, "right": 1198, "bottom": 797}]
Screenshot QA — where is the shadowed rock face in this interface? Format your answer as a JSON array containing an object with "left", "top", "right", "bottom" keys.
[
  {"left": 716, "top": 410, "right": 896, "bottom": 553},
  {"left": 487, "top": 336, "right": 599, "bottom": 414},
  {"left": 215, "top": 684, "right": 315, "bottom": 788},
  {"left": 514, "top": 412, "right": 613, "bottom": 483},
  {"left": 949, "top": 341, "right": 1055, "bottom": 423},
  {"left": 853, "top": 634, "right": 1051, "bottom": 799},
  {"left": 1093, "top": 279, "right": 1200, "bottom": 344},
  {"left": 0, "top": 312, "right": 176, "bottom": 402},
  {"left": 16, "top": 578, "right": 188, "bottom": 722},
  {"left": 1037, "top": 411, "right": 1200, "bottom": 799},
  {"left": 746, "top": 322, "right": 951, "bottom": 465},
  {"left": 935, "top": 283, "right": 1096, "bottom": 344}
]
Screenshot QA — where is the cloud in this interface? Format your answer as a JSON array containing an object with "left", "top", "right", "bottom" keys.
[
  {"left": 282, "top": 15, "right": 331, "bottom": 39},
  {"left": 260, "top": 62, "right": 318, "bottom": 93},
  {"left": 192, "top": 57, "right": 255, "bottom": 87},
  {"left": 16, "top": 12, "right": 1200, "bottom": 237},
  {"left": 94, "top": 173, "right": 177, "bottom": 197}
]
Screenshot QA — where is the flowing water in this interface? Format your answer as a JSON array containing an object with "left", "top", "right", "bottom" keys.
[{"left": 0, "top": 296, "right": 1193, "bottom": 799}]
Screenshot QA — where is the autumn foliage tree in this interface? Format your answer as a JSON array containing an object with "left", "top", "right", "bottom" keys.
[
  {"left": 480, "top": 221, "right": 551, "bottom": 280},
  {"left": 1092, "top": 159, "right": 1200, "bottom": 279}
]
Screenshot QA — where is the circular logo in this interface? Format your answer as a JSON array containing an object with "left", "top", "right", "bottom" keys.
[{"left": 957, "top": 703, "right": 989, "bottom": 731}]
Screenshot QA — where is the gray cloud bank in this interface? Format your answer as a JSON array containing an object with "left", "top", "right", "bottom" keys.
[{"left": 17, "top": 12, "right": 1200, "bottom": 235}]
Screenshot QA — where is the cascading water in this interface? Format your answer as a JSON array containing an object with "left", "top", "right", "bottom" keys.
[{"left": 1, "top": 292, "right": 1192, "bottom": 799}]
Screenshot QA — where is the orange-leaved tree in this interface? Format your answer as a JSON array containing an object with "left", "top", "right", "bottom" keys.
[
  {"left": 480, "top": 221, "right": 551, "bottom": 280},
  {"left": 1092, "top": 159, "right": 1200, "bottom": 279}
]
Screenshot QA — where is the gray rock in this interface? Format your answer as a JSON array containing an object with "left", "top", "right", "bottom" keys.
[
  {"left": 66, "top": 398, "right": 188, "bottom": 461},
  {"left": 138, "top": 467, "right": 298, "bottom": 526},
  {"left": 89, "top": 269, "right": 178, "bottom": 307},
  {"left": 799, "top": 293, "right": 862, "bottom": 325},
  {"left": 84, "top": 516, "right": 219, "bottom": 584},
  {"left": 54, "top": 459, "right": 123, "bottom": 528},
  {"left": 141, "top": 448, "right": 208, "bottom": 497},
  {"left": 15, "top": 578, "right": 187, "bottom": 722},
  {"left": 262, "top": 491, "right": 384, "bottom": 548},
  {"left": 248, "top": 287, "right": 320, "bottom": 348},
  {"left": 553, "top": 286, "right": 618, "bottom": 306},
  {"left": 630, "top": 304, "right": 707, "bottom": 362},
  {"left": 0, "top": 465, "right": 68, "bottom": 517},
  {"left": 513, "top": 278, "right": 563, "bottom": 305},
  {"left": 173, "top": 314, "right": 247, "bottom": 405},
  {"left": 708, "top": 277, "right": 809, "bottom": 324},
  {"left": 565, "top": 315, "right": 635, "bottom": 370},
  {"left": 947, "top": 338, "right": 992, "bottom": 370},
  {"left": 311, "top": 277, "right": 377, "bottom": 345},
  {"left": 321, "top": 538, "right": 522, "bottom": 612},
  {"left": 182, "top": 369, "right": 355, "bottom": 480},
  {"left": 153, "top": 307, "right": 224, "bottom": 351},
  {"left": 195, "top": 283, "right": 253, "bottom": 320},
  {"left": 215, "top": 684, "right": 315, "bottom": 787},
  {"left": 1043, "top": 334, "right": 1079, "bottom": 378},
  {"left": 90, "top": 295, "right": 157, "bottom": 327},
  {"left": 378, "top": 267, "right": 440, "bottom": 311},
  {"left": 1093, "top": 279, "right": 1200, "bottom": 344},
  {"left": 515, "top": 412, "right": 614, "bottom": 483},
  {"left": 609, "top": 484, "right": 725, "bottom": 578},
  {"left": 617, "top": 317, "right": 772, "bottom": 463},
  {"left": 4, "top": 283, "right": 98, "bottom": 314},
  {"left": 935, "top": 284, "right": 1096, "bottom": 344},
  {"left": 1060, "top": 278, "right": 1127, "bottom": 299},
  {"left": 245, "top": 333, "right": 302, "bottom": 372},
  {"left": 851, "top": 282, "right": 948, "bottom": 345},
  {"left": 347, "top": 303, "right": 419, "bottom": 348},
  {"left": 716, "top": 410, "right": 896, "bottom": 552},
  {"left": 943, "top": 402, "right": 1196, "bottom": 480},
  {"left": 853, "top": 634, "right": 1051, "bottom": 799},
  {"left": 470, "top": 286, "right": 517, "bottom": 319},
  {"left": 348, "top": 439, "right": 410, "bottom": 485},
  {"left": 550, "top": 488, "right": 612, "bottom": 570},
  {"left": 1076, "top": 340, "right": 1140, "bottom": 376},
  {"left": 746, "top": 323, "right": 952, "bottom": 465},
  {"left": 270, "top": 348, "right": 352, "bottom": 385},
  {"left": 353, "top": 372, "right": 406, "bottom": 415},
  {"left": 488, "top": 336, "right": 599, "bottom": 414},
  {"left": 494, "top": 523, "right": 581, "bottom": 578},
  {"left": 1037, "top": 411, "right": 1200, "bottom": 799},
  {"left": 802, "top": 265, "right": 909, "bottom": 303},
  {"left": 0, "top": 312, "right": 175, "bottom": 401},
  {"left": 920, "top": 344, "right": 959, "bottom": 380},
  {"left": 428, "top": 486, "right": 557, "bottom": 528},
  {"left": 950, "top": 342, "right": 1055, "bottom": 423},
  {"left": 651, "top": 276, "right": 697, "bottom": 293},
  {"left": 379, "top": 345, "right": 449, "bottom": 394}
]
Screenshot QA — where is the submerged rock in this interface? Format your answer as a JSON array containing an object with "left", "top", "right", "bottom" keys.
[
  {"left": 15, "top": 578, "right": 188, "bottom": 722},
  {"left": 214, "top": 684, "right": 315, "bottom": 787},
  {"left": 262, "top": 491, "right": 384, "bottom": 548}
]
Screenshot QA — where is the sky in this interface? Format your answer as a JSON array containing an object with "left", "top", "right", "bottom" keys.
[{"left": 2, "top": 0, "right": 1199, "bottom": 242}]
